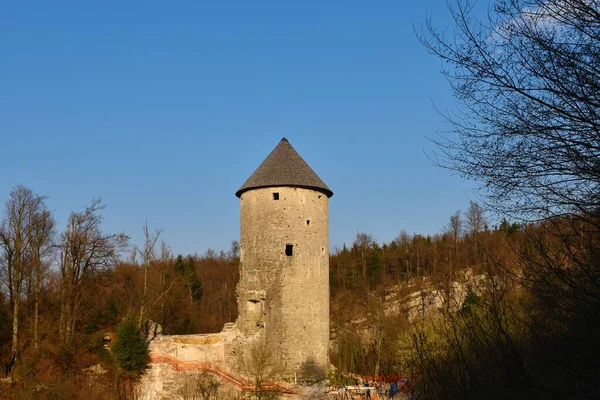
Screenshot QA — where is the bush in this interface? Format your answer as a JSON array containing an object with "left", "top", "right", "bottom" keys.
[{"left": 299, "top": 358, "right": 326, "bottom": 385}]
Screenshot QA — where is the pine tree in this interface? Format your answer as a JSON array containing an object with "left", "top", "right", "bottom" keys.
[
  {"left": 174, "top": 254, "right": 185, "bottom": 274},
  {"left": 111, "top": 318, "right": 148, "bottom": 375},
  {"left": 174, "top": 255, "right": 204, "bottom": 302}
]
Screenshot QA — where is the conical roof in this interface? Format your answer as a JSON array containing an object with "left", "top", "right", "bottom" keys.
[{"left": 236, "top": 138, "right": 333, "bottom": 198}]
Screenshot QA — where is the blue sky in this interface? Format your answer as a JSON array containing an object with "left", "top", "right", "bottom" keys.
[{"left": 1, "top": 1, "right": 479, "bottom": 255}]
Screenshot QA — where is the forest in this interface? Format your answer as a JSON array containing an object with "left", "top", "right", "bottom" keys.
[
  {"left": 2, "top": 0, "right": 599, "bottom": 398},
  {"left": 0, "top": 187, "right": 243, "bottom": 398},
  {"left": 0, "top": 183, "right": 503, "bottom": 395},
  {"left": 0, "top": 186, "right": 592, "bottom": 399}
]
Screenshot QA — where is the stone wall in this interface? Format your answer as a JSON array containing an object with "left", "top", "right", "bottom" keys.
[
  {"left": 139, "top": 331, "right": 236, "bottom": 399},
  {"left": 238, "top": 186, "right": 330, "bottom": 375}
]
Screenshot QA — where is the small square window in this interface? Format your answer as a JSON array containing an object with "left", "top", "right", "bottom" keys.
[
  {"left": 285, "top": 244, "right": 293, "bottom": 256},
  {"left": 273, "top": 192, "right": 279, "bottom": 200},
  {"left": 306, "top": 220, "right": 310, "bottom": 225}
]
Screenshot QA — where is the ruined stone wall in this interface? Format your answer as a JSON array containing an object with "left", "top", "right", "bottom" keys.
[{"left": 238, "top": 186, "right": 329, "bottom": 375}]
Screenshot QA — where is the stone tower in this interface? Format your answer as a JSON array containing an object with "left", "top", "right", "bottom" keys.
[{"left": 235, "top": 137, "right": 333, "bottom": 375}]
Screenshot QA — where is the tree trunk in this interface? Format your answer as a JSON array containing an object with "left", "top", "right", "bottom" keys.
[
  {"left": 374, "top": 326, "right": 382, "bottom": 378},
  {"left": 125, "top": 375, "right": 132, "bottom": 400},
  {"left": 34, "top": 262, "right": 40, "bottom": 352},
  {"left": 59, "top": 252, "right": 66, "bottom": 341},
  {"left": 12, "top": 293, "right": 19, "bottom": 355},
  {"left": 61, "top": 295, "right": 74, "bottom": 344},
  {"left": 138, "top": 263, "right": 147, "bottom": 329}
]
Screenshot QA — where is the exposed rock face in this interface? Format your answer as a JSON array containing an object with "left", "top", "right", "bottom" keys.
[
  {"left": 333, "top": 270, "right": 490, "bottom": 346},
  {"left": 384, "top": 270, "right": 488, "bottom": 321},
  {"left": 144, "top": 320, "right": 163, "bottom": 344}
]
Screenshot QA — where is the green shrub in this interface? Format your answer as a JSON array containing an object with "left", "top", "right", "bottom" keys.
[{"left": 111, "top": 318, "right": 148, "bottom": 376}]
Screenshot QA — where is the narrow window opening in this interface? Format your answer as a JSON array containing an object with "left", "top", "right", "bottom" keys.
[
  {"left": 306, "top": 220, "right": 310, "bottom": 225},
  {"left": 246, "top": 299, "right": 261, "bottom": 325},
  {"left": 273, "top": 192, "right": 279, "bottom": 200},
  {"left": 285, "top": 244, "right": 293, "bottom": 256}
]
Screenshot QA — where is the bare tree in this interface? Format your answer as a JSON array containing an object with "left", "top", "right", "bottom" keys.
[
  {"left": 28, "top": 208, "right": 55, "bottom": 352},
  {"left": 174, "top": 371, "right": 223, "bottom": 400},
  {"left": 443, "top": 211, "right": 463, "bottom": 295},
  {"left": 419, "top": 0, "right": 600, "bottom": 397},
  {"left": 422, "top": 0, "right": 600, "bottom": 222},
  {"left": 158, "top": 240, "right": 173, "bottom": 325},
  {"left": 355, "top": 232, "right": 376, "bottom": 298},
  {"left": 58, "top": 199, "right": 128, "bottom": 344},
  {"left": 465, "top": 201, "right": 487, "bottom": 267},
  {"left": 447, "top": 211, "right": 462, "bottom": 246},
  {"left": 466, "top": 201, "right": 486, "bottom": 236},
  {"left": 395, "top": 230, "right": 412, "bottom": 281},
  {"left": 0, "top": 185, "right": 50, "bottom": 357},
  {"left": 228, "top": 240, "right": 240, "bottom": 261},
  {"left": 136, "top": 221, "right": 162, "bottom": 328},
  {"left": 239, "top": 339, "right": 282, "bottom": 400}
]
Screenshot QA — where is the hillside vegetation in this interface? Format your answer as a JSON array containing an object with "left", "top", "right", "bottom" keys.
[{"left": 0, "top": 187, "right": 537, "bottom": 399}]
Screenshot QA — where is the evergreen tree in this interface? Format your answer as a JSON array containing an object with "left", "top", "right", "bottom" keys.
[
  {"left": 175, "top": 255, "right": 203, "bottom": 302},
  {"left": 459, "top": 286, "right": 481, "bottom": 315},
  {"left": 174, "top": 254, "right": 185, "bottom": 274},
  {"left": 188, "top": 274, "right": 204, "bottom": 301},
  {"left": 111, "top": 318, "right": 148, "bottom": 376}
]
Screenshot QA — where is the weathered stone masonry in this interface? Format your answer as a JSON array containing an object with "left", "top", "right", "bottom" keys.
[
  {"left": 139, "top": 138, "right": 333, "bottom": 397},
  {"left": 238, "top": 187, "right": 330, "bottom": 373},
  {"left": 235, "top": 137, "right": 333, "bottom": 376}
]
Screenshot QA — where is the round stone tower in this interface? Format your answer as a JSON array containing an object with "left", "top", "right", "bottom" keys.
[{"left": 235, "top": 137, "right": 333, "bottom": 376}]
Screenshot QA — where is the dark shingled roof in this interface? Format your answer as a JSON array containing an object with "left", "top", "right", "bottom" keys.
[{"left": 236, "top": 138, "right": 333, "bottom": 198}]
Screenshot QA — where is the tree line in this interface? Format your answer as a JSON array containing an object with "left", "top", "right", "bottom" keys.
[
  {"left": 328, "top": 201, "right": 523, "bottom": 382},
  {"left": 329, "top": 0, "right": 600, "bottom": 397},
  {"left": 405, "top": 0, "right": 600, "bottom": 397},
  {"left": 0, "top": 184, "right": 524, "bottom": 398},
  {"left": 2, "top": 1, "right": 598, "bottom": 397},
  {"left": 0, "top": 185, "right": 239, "bottom": 398}
]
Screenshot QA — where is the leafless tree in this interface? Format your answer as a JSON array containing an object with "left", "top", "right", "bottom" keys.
[
  {"left": 58, "top": 199, "right": 128, "bottom": 344},
  {"left": 355, "top": 232, "right": 376, "bottom": 297},
  {"left": 239, "top": 339, "right": 282, "bottom": 400},
  {"left": 0, "top": 185, "right": 51, "bottom": 356},
  {"left": 395, "top": 230, "right": 412, "bottom": 281},
  {"left": 28, "top": 208, "right": 55, "bottom": 352},
  {"left": 447, "top": 211, "right": 463, "bottom": 271},
  {"left": 228, "top": 240, "right": 240, "bottom": 261},
  {"left": 157, "top": 240, "right": 173, "bottom": 325},
  {"left": 135, "top": 221, "right": 162, "bottom": 328},
  {"left": 466, "top": 201, "right": 486, "bottom": 236},
  {"left": 422, "top": 0, "right": 600, "bottom": 223},
  {"left": 419, "top": 0, "right": 600, "bottom": 397},
  {"left": 174, "top": 371, "right": 223, "bottom": 400},
  {"left": 447, "top": 211, "right": 462, "bottom": 246}
]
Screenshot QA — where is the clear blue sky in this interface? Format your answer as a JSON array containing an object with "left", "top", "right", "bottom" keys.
[{"left": 1, "top": 1, "right": 479, "bottom": 256}]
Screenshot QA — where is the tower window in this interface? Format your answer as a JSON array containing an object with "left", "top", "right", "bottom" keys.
[
  {"left": 306, "top": 220, "right": 310, "bottom": 225},
  {"left": 285, "top": 244, "right": 293, "bottom": 256},
  {"left": 273, "top": 192, "right": 279, "bottom": 200}
]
